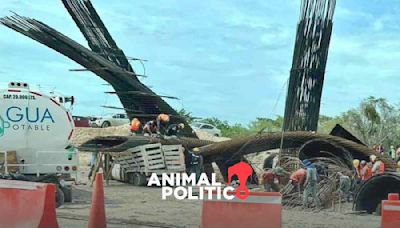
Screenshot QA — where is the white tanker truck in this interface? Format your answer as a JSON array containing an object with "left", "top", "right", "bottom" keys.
[{"left": 0, "top": 82, "right": 78, "bottom": 204}]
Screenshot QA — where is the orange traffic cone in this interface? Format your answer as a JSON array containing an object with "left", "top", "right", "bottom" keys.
[
  {"left": 38, "top": 184, "right": 59, "bottom": 228},
  {"left": 88, "top": 172, "right": 106, "bottom": 228}
]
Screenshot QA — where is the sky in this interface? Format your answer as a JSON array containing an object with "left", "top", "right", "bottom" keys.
[{"left": 0, "top": 0, "right": 399, "bottom": 125}]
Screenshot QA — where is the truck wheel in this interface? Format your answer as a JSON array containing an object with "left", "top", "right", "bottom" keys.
[
  {"left": 130, "top": 173, "right": 147, "bottom": 186},
  {"left": 56, "top": 187, "right": 65, "bottom": 208},
  {"left": 101, "top": 121, "right": 111, "bottom": 128},
  {"left": 120, "top": 168, "right": 127, "bottom": 182},
  {"left": 61, "top": 186, "right": 72, "bottom": 203},
  {"left": 128, "top": 173, "right": 134, "bottom": 185}
]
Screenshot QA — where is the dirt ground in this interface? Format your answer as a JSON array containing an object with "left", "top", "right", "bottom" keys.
[
  {"left": 58, "top": 179, "right": 380, "bottom": 228},
  {"left": 59, "top": 128, "right": 381, "bottom": 227},
  {"left": 57, "top": 152, "right": 381, "bottom": 228}
]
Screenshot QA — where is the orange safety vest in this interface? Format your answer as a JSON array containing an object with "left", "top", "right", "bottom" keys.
[
  {"left": 379, "top": 161, "right": 385, "bottom": 173},
  {"left": 130, "top": 118, "right": 141, "bottom": 132},
  {"left": 365, "top": 167, "right": 373, "bottom": 180}
]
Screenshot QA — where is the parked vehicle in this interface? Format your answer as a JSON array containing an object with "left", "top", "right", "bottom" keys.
[
  {"left": 190, "top": 122, "right": 222, "bottom": 137},
  {"left": 89, "top": 113, "right": 129, "bottom": 128},
  {"left": 72, "top": 115, "right": 90, "bottom": 127}
]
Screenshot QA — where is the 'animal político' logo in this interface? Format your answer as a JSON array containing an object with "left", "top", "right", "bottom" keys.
[{"left": 149, "top": 161, "right": 254, "bottom": 201}]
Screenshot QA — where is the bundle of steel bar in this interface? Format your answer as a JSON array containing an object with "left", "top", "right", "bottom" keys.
[
  {"left": 77, "top": 131, "right": 396, "bottom": 169},
  {"left": 0, "top": 0, "right": 197, "bottom": 138},
  {"left": 283, "top": 0, "right": 336, "bottom": 132}
]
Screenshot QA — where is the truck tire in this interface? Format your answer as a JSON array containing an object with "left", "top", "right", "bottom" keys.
[
  {"left": 129, "top": 173, "right": 147, "bottom": 186},
  {"left": 128, "top": 173, "right": 135, "bottom": 185},
  {"left": 62, "top": 186, "right": 72, "bottom": 203},
  {"left": 121, "top": 168, "right": 127, "bottom": 182},
  {"left": 101, "top": 121, "right": 111, "bottom": 128},
  {"left": 56, "top": 187, "right": 65, "bottom": 208}
]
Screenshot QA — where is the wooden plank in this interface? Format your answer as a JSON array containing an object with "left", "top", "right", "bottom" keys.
[
  {"left": 163, "top": 152, "right": 180, "bottom": 156},
  {"left": 147, "top": 153, "right": 164, "bottom": 159},
  {"left": 164, "top": 156, "right": 180, "bottom": 160},
  {"left": 165, "top": 161, "right": 182, "bottom": 165},
  {"left": 141, "top": 143, "right": 162, "bottom": 150},
  {"left": 147, "top": 164, "right": 165, "bottom": 170},
  {"left": 148, "top": 160, "right": 165, "bottom": 166},
  {"left": 145, "top": 151, "right": 163, "bottom": 156}
]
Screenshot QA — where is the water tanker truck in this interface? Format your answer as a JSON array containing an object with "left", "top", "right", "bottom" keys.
[{"left": 0, "top": 81, "right": 78, "bottom": 205}]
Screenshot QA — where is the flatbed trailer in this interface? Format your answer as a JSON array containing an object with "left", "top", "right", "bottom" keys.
[{"left": 111, "top": 143, "right": 186, "bottom": 186}]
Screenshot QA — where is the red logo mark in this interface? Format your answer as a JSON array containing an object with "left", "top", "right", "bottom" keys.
[{"left": 227, "top": 161, "right": 253, "bottom": 200}]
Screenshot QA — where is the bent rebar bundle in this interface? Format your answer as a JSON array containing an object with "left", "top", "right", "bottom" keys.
[
  {"left": 78, "top": 131, "right": 396, "bottom": 169},
  {"left": 283, "top": 0, "right": 336, "bottom": 131},
  {"left": 0, "top": 0, "right": 196, "bottom": 138},
  {"left": 354, "top": 173, "right": 400, "bottom": 213},
  {"left": 198, "top": 131, "right": 395, "bottom": 169}
]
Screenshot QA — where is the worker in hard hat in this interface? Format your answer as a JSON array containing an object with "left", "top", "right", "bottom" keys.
[
  {"left": 302, "top": 159, "right": 320, "bottom": 208},
  {"left": 165, "top": 123, "right": 185, "bottom": 137},
  {"left": 130, "top": 118, "right": 142, "bottom": 135},
  {"left": 143, "top": 120, "right": 157, "bottom": 136},
  {"left": 390, "top": 145, "right": 396, "bottom": 160},
  {"left": 189, "top": 147, "right": 203, "bottom": 181},
  {"left": 361, "top": 160, "right": 373, "bottom": 181},
  {"left": 156, "top": 113, "right": 170, "bottom": 134},
  {"left": 372, "top": 157, "right": 385, "bottom": 175},
  {"left": 262, "top": 166, "right": 285, "bottom": 192},
  {"left": 338, "top": 172, "right": 352, "bottom": 202},
  {"left": 289, "top": 167, "right": 307, "bottom": 196},
  {"left": 359, "top": 160, "right": 369, "bottom": 181},
  {"left": 353, "top": 159, "right": 361, "bottom": 179}
]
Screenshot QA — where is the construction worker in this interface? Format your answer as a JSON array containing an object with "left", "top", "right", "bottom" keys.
[
  {"left": 360, "top": 160, "right": 373, "bottom": 181},
  {"left": 353, "top": 159, "right": 361, "bottom": 179},
  {"left": 370, "top": 154, "right": 376, "bottom": 164},
  {"left": 143, "top": 120, "right": 157, "bottom": 136},
  {"left": 166, "top": 123, "right": 185, "bottom": 136},
  {"left": 303, "top": 159, "right": 320, "bottom": 208},
  {"left": 261, "top": 167, "right": 285, "bottom": 192},
  {"left": 314, "top": 162, "right": 328, "bottom": 179},
  {"left": 390, "top": 145, "right": 396, "bottom": 160},
  {"left": 189, "top": 148, "right": 203, "bottom": 181},
  {"left": 338, "top": 172, "right": 352, "bottom": 202},
  {"left": 289, "top": 168, "right": 307, "bottom": 195},
  {"left": 130, "top": 118, "right": 142, "bottom": 135},
  {"left": 372, "top": 157, "right": 385, "bottom": 175},
  {"left": 156, "top": 113, "right": 170, "bottom": 134},
  {"left": 359, "top": 160, "right": 367, "bottom": 181}
]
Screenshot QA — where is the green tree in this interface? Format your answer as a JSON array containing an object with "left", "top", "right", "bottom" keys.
[
  {"left": 177, "top": 108, "right": 197, "bottom": 124},
  {"left": 248, "top": 116, "right": 283, "bottom": 133},
  {"left": 318, "top": 115, "right": 345, "bottom": 134},
  {"left": 340, "top": 96, "right": 400, "bottom": 148},
  {"left": 201, "top": 117, "right": 250, "bottom": 138}
]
